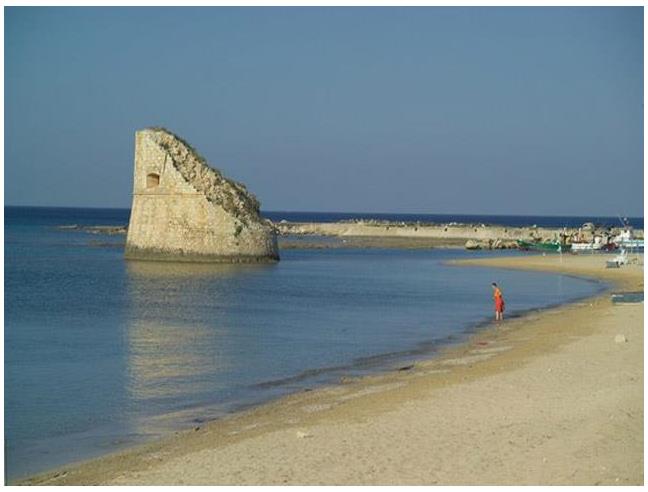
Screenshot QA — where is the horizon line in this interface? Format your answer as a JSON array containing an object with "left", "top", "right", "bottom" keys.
[{"left": 4, "top": 204, "right": 644, "bottom": 220}]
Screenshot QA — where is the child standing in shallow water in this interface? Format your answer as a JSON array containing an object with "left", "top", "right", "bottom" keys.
[{"left": 492, "top": 282, "right": 505, "bottom": 321}]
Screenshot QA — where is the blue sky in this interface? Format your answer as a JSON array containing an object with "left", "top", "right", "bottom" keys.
[{"left": 5, "top": 7, "right": 644, "bottom": 216}]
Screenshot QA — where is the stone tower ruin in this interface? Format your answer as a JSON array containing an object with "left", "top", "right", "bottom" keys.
[{"left": 125, "top": 128, "right": 279, "bottom": 262}]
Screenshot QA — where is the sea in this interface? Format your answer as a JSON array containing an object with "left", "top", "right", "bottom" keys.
[{"left": 6, "top": 206, "right": 639, "bottom": 481}]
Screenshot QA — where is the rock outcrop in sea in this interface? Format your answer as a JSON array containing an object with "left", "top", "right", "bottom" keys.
[{"left": 125, "top": 127, "right": 279, "bottom": 262}]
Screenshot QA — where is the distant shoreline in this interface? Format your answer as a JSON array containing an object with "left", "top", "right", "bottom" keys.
[
  {"left": 53, "top": 218, "right": 644, "bottom": 252},
  {"left": 9, "top": 205, "right": 645, "bottom": 251}
]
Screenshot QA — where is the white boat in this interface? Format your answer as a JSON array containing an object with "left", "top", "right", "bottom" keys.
[
  {"left": 571, "top": 236, "right": 609, "bottom": 252},
  {"left": 613, "top": 229, "right": 644, "bottom": 250}
]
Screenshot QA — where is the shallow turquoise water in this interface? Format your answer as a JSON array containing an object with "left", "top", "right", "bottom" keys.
[{"left": 4, "top": 207, "right": 605, "bottom": 480}]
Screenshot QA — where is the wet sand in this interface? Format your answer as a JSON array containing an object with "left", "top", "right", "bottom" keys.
[{"left": 18, "top": 254, "right": 643, "bottom": 485}]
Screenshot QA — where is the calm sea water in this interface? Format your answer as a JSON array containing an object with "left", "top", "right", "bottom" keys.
[
  {"left": 5, "top": 207, "right": 611, "bottom": 481},
  {"left": 5, "top": 205, "right": 643, "bottom": 229}
]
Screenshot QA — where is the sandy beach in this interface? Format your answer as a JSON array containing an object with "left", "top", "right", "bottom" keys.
[{"left": 18, "top": 253, "right": 643, "bottom": 486}]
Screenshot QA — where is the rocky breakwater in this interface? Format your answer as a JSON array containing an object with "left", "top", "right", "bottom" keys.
[
  {"left": 125, "top": 128, "right": 278, "bottom": 262},
  {"left": 275, "top": 220, "right": 558, "bottom": 249}
]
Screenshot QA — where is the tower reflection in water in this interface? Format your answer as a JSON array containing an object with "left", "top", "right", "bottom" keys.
[{"left": 124, "top": 260, "right": 274, "bottom": 434}]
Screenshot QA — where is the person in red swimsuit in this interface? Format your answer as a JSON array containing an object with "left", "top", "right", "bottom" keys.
[{"left": 492, "top": 282, "right": 505, "bottom": 321}]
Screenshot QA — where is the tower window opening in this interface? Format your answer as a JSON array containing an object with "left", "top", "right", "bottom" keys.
[{"left": 146, "top": 173, "right": 160, "bottom": 188}]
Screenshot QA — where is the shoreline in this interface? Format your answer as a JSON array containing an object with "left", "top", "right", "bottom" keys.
[
  {"left": 56, "top": 219, "right": 644, "bottom": 252},
  {"left": 16, "top": 254, "right": 643, "bottom": 485}
]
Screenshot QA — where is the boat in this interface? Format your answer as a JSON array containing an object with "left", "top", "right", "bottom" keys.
[
  {"left": 613, "top": 229, "right": 643, "bottom": 250},
  {"left": 517, "top": 240, "right": 571, "bottom": 252},
  {"left": 571, "top": 236, "right": 617, "bottom": 253}
]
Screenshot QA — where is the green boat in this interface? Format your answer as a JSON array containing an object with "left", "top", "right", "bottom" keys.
[{"left": 517, "top": 240, "right": 572, "bottom": 252}]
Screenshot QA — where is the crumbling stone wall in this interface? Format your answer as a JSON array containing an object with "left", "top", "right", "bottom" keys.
[{"left": 125, "top": 128, "right": 279, "bottom": 262}]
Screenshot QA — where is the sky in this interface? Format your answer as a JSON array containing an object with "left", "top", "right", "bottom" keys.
[{"left": 4, "top": 7, "right": 644, "bottom": 216}]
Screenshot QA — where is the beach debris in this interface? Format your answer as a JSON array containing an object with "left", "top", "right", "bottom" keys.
[
  {"left": 614, "top": 334, "right": 628, "bottom": 344},
  {"left": 296, "top": 430, "right": 313, "bottom": 439},
  {"left": 193, "top": 426, "right": 201, "bottom": 431},
  {"left": 398, "top": 364, "right": 415, "bottom": 371}
]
